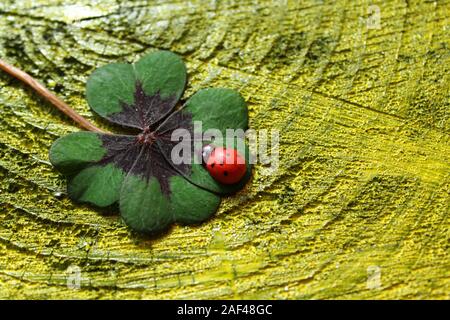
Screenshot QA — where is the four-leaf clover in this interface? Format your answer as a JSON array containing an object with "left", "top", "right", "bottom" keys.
[{"left": 49, "top": 51, "right": 251, "bottom": 234}]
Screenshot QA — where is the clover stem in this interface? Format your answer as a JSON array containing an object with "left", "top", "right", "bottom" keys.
[{"left": 0, "top": 59, "right": 104, "bottom": 133}]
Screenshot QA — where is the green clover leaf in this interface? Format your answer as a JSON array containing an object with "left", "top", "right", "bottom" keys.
[{"left": 49, "top": 50, "right": 251, "bottom": 234}]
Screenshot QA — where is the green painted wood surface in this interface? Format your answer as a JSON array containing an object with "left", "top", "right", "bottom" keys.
[{"left": 0, "top": 0, "right": 448, "bottom": 299}]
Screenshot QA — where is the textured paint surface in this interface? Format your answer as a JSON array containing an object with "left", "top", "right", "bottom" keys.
[{"left": 0, "top": 0, "right": 449, "bottom": 299}]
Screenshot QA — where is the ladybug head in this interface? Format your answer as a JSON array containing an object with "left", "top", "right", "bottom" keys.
[{"left": 201, "top": 144, "right": 215, "bottom": 163}]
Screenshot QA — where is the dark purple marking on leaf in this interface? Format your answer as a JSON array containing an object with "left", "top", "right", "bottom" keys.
[
  {"left": 156, "top": 109, "right": 202, "bottom": 179},
  {"left": 98, "top": 135, "right": 140, "bottom": 173},
  {"left": 156, "top": 107, "right": 194, "bottom": 136},
  {"left": 110, "top": 82, "right": 178, "bottom": 129},
  {"left": 129, "top": 143, "right": 181, "bottom": 195},
  {"left": 95, "top": 109, "right": 196, "bottom": 196}
]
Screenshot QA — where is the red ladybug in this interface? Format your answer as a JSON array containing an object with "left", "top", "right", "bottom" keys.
[{"left": 203, "top": 145, "right": 246, "bottom": 184}]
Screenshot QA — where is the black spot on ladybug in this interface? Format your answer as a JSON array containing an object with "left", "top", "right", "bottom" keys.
[
  {"left": 210, "top": 163, "right": 215, "bottom": 168},
  {"left": 224, "top": 171, "right": 228, "bottom": 176},
  {"left": 220, "top": 163, "right": 223, "bottom": 166}
]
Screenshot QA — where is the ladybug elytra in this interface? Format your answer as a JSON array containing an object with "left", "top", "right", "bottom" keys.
[{"left": 202, "top": 145, "right": 246, "bottom": 184}]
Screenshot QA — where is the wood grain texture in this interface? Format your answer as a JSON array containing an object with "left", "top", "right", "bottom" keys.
[{"left": 0, "top": 0, "right": 448, "bottom": 299}]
